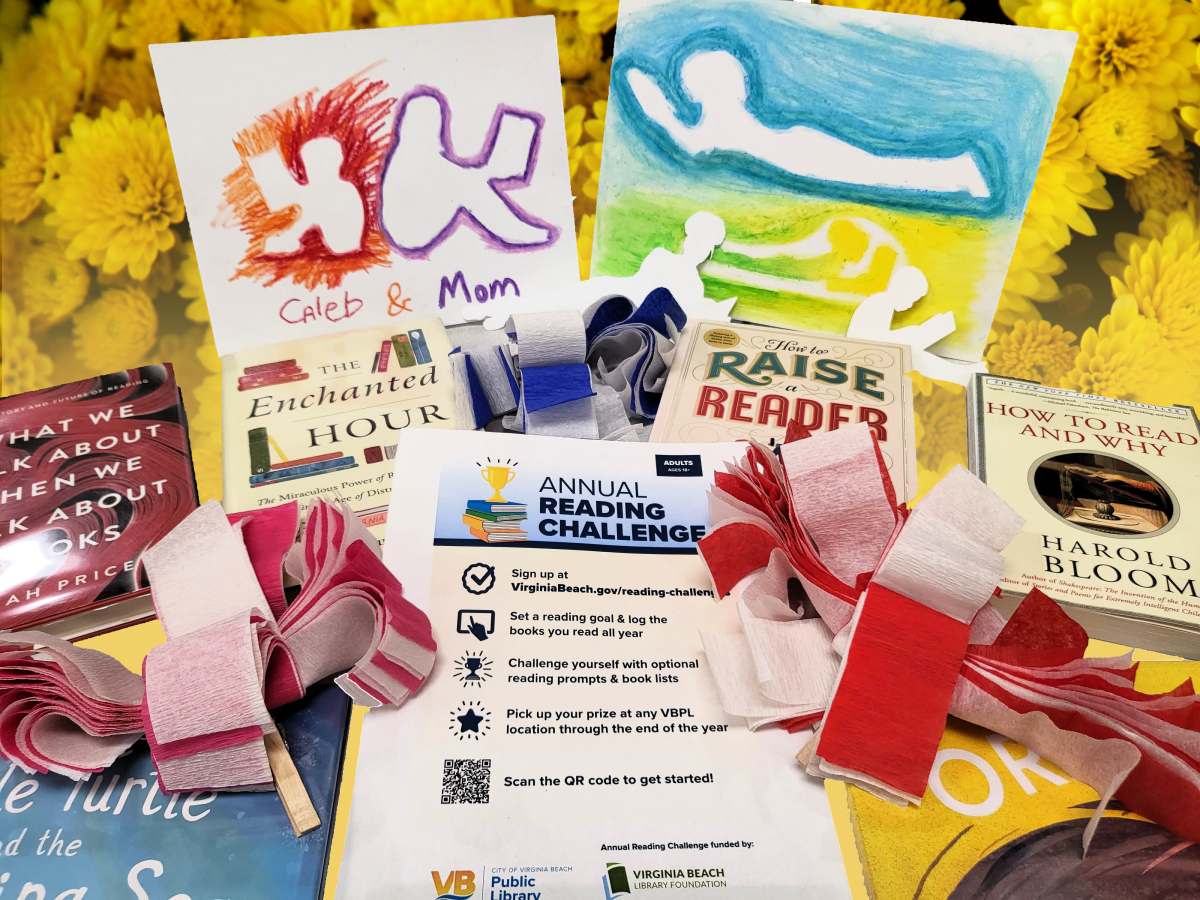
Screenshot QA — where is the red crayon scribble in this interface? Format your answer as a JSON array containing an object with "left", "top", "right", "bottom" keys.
[{"left": 222, "top": 74, "right": 395, "bottom": 291}]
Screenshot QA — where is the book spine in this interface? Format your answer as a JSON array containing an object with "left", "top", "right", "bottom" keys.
[
  {"left": 248, "top": 427, "right": 271, "bottom": 475},
  {"left": 237, "top": 372, "right": 309, "bottom": 392},
  {"left": 377, "top": 339, "right": 392, "bottom": 373},
  {"left": 408, "top": 329, "right": 432, "bottom": 365},
  {"left": 391, "top": 335, "right": 417, "bottom": 368},
  {"left": 270, "top": 451, "right": 342, "bottom": 471},
  {"left": 250, "top": 456, "right": 356, "bottom": 485},
  {"left": 244, "top": 359, "right": 297, "bottom": 375}
]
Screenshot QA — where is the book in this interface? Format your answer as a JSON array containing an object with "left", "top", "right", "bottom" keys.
[
  {"left": 0, "top": 682, "right": 350, "bottom": 899},
  {"left": 842, "top": 714, "right": 1198, "bottom": 900},
  {"left": 335, "top": 430, "right": 851, "bottom": 898},
  {"left": 461, "top": 508, "right": 526, "bottom": 522},
  {"left": 465, "top": 500, "right": 527, "bottom": 514},
  {"left": 0, "top": 365, "right": 199, "bottom": 640},
  {"left": 222, "top": 320, "right": 456, "bottom": 542},
  {"left": 967, "top": 375, "right": 1200, "bottom": 656},
  {"left": 467, "top": 526, "right": 529, "bottom": 543},
  {"left": 462, "top": 514, "right": 526, "bottom": 532},
  {"left": 652, "top": 320, "right": 918, "bottom": 502}
]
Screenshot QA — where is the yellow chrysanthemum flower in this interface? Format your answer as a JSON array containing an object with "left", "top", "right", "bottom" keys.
[
  {"left": 150, "top": 325, "right": 210, "bottom": 410},
  {"left": 816, "top": 0, "right": 965, "bottom": 18},
  {"left": 1, "top": 99, "right": 57, "bottom": 223},
  {"left": 71, "top": 287, "right": 159, "bottom": 373},
  {"left": 0, "top": 0, "right": 116, "bottom": 127},
  {"left": 577, "top": 212, "right": 594, "bottom": 279},
  {"left": 96, "top": 245, "right": 177, "bottom": 298},
  {"left": 985, "top": 319, "right": 1078, "bottom": 385},
  {"left": 243, "top": 0, "right": 355, "bottom": 35},
  {"left": 1079, "top": 87, "right": 1161, "bottom": 178},
  {"left": 562, "top": 59, "right": 610, "bottom": 111},
  {"left": 1098, "top": 204, "right": 1198, "bottom": 277},
  {"left": 19, "top": 243, "right": 90, "bottom": 328},
  {"left": 556, "top": 12, "right": 602, "bottom": 80},
  {"left": 40, "top": 102, "right": 185, "bottom": 281},
  {"left": 1110, "top": 210, "right": 1200, "bottom": 370},
  {"left": 914, "top": 448, "right": 967, "bottom": 503},
  {"left": 998, "top": 229, "right": 1064, "bottom": 326},
  {"left": 178, "top": 241, "right": 210, "bottom": 322},
  {"left": 1061, "top": 294, "right": 1180, "bottom": 402},
  {"left": 1003, "top": 0, "right": 1200, "bottom": 150},
  {"left": 371, "top": 0, "right": 513, "bottom": 28},
  {"left": 1021, "top": 74, "right": 1111, "bottom": 252},
  {"left": 93, "top": 57, "right": 163, "bottom": 116},
  {"left": 565, "top": 103, "right": 588, "bottom": 181},
  {"left": 113, "top": 0, "right": 243, "bottom": 61},
  {"left": 1, "top": 292, "right": 54, "bottom": 396},
  {"left": 912, "top": 378, "right": 966, "bottom": 472},
  {"left": 1125, "top": 150, "right": 1198, "bottom": 213},
  {"left": 192, "top": 373, "right": 223, "bottom": 434},
  {"left": 534, "top": 0, "right": 615, "bottom": 35}
]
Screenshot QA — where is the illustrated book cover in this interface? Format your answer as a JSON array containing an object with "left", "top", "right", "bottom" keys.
[
  {"left": 592, "top": 0, "right": 1075, "bottom": 363},
  {"left": 0, "top": 365, "right": 199, "bottom": 640},
  {"left": 651, "top": 320, "right": 916, "bottom": 502},
  {"left": 967, "top": 375, "right": 1200, "bottom": 657},
  {"left": 221, "top": 318, "right": 456, "bottom": 542},
  {"left": 0, "top": 683, "right": 351, "bottom": 900},
  {"left": 842, "top": 714, "right": 1200, "bottom": 900},
  {"left": 151, "top": 18, "right": 578, "bottom": 357}
]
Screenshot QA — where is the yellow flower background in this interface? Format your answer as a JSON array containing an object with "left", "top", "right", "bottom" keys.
[{"left": 2, "top": 0, "right": 1199, "bottom": 505}]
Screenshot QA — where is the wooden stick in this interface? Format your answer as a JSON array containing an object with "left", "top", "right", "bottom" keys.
[{"left": 264, "top": 728, "right": 321, "bottom": 836}]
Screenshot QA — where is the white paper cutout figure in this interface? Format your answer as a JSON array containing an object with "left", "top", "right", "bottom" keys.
[
  {"left": 628, "top": 50, "right": 990, "bottom": 198},
  {"left": 846, "top": 265, "right": 986, "bottom": 385},
  {"left": 379, "top": 90, "right": 555, "bottom": 255},
  {"left": 248, "top": 137, "right": 366, "bottom": 255},
  {"left": 474, "top": 212, "right": 735, "bottom": 329}
]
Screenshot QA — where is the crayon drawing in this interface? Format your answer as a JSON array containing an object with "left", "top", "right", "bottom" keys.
[{"left": 593, "top": 0, "right": 1076, "bottom": 362}]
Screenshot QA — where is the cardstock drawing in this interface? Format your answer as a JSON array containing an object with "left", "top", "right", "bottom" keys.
[
  {"left": 593, "top": 0, "right": 1076, "bottom": 363},
  {"left": 151, "top": 18, "right": 577, "bottom": 356}
]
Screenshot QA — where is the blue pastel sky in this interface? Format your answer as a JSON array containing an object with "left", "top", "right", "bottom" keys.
[{"left": 607, "top": 0, "right": 1073, "bottom": 219}]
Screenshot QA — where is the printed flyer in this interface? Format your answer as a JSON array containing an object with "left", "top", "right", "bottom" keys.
[{"left": 337, "top": 430, "right": 849, "bottom": 899}]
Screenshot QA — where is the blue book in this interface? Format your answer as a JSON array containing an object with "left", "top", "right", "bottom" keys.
[
  {"left": 407, "top": 328, "right": 432, "bottom": 365},
  {"left": 466, "top": 499, "right": 527, "bottom": 514},
  {"left": 0, "top": 683, "right": 351, "bottom": 899},
  {"left": 250, "top": 456, "right": 357, "bottom": 486}
]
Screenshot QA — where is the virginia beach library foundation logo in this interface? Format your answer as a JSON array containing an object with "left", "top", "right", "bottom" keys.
[
  {"left": 602, "top": 859, "right": 728, "bottom": 894},
  {"left": 463, "top": 458, "right": 528, "bottom": 543},
  {"left": 432, "top": 870, "right": 478, "bottom": 900}
]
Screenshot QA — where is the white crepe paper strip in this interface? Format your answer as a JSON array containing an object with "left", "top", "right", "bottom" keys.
[
  {"left": 872, "top": 466, "right": 1024, "bottom": 623},
  {"left": 699, "top": 631, "right": 820, "bottom": 730},
  {"left": 449, "top": 323, "right": 519, "bottom": 416},
  {"left": 142, "top": 499, "right": 273, "bottom": 638}
]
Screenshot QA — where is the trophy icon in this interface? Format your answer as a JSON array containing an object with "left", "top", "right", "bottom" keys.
[
  {"left": 454, "top": 653, "right": 491, "bottom": 686},
  {"left": 481, "top": 465, "right": 516, "bottom": 503}
]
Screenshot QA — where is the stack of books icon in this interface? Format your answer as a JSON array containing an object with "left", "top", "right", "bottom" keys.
[{"left": 462, "top": 500, "right": 528, "bottom": 543}]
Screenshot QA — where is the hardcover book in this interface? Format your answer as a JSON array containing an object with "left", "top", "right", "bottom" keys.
[
  {"left": 652, "top": 320, "right": 917, "bottom": 501},
  {"left": 0, "top": 366, "right": 199, "bottom": 640},
  {"left": 0, "top": 683, "right": 350, "bottom": 899},
  {"left": 221, "top": 319, "right": 457, "bottom": 541},
  {"left": 843, "top": 715, "right": 1200, "bottom": 900},
  {"left": 967, "top": 375, "right": 1200, "bottom": 656}
]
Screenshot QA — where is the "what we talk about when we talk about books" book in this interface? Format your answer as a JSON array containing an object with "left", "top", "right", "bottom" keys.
[{"left": 967, "top": 375, "right": 1200, "bottom": 657}]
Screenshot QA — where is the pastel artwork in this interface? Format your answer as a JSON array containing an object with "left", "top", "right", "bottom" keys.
[{"left": 593, "top": 0, "right": 1076, "bottom": 363}]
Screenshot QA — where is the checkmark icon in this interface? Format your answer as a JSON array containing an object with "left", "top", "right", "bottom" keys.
[{"left": 461, "top": 563, "right": 495, "bottom": 595}]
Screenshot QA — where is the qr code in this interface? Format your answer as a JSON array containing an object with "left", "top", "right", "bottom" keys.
[{"left": 442, "top": 758, "right": 491, "bottom": 804}]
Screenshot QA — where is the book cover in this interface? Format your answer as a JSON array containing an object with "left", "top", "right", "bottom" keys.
[
  {"left": 967, "top": 376, "right": 1199, "bottom": 654},
  {"left": 844, "top": 716, "right": 1200, "bottom": 900},
  {"left": 0, "top": 683, "right": 351, "bottom": 899},
  {"left": 652, "top": 320, "right": 918, "bottom": 502},
  {"left": 0, "top": 365, "right": 199, "bottom": 638},
  {"left": 221, "top": 319, "right": 456, "bottom": 542}
]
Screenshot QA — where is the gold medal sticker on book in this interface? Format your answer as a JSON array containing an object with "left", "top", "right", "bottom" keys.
[
  {"left": 847, "top": 716, "right": 1200, "bottom": 900},
  {"left": 652, "top": 321, "right": 918, "bottom": 503},
  {"left": 220, "top": 319, "right": 457, "bottom": 541}
]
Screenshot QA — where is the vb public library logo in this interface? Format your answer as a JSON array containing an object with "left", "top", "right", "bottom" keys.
[{"left": 432, "top": 870, "right": 477, "bottom": 900}]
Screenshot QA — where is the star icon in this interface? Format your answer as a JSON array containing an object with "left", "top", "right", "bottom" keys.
[
  {"left": 449, "top": 701, "right": 490, "bottom": 740},
  {"left": 458, "top": 708, "right": 484, "bottom": 733}
]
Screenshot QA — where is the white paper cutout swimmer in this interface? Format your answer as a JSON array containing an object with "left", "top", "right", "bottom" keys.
[{"left": 627, "top": 50, "right": 990, "bottom": 199}]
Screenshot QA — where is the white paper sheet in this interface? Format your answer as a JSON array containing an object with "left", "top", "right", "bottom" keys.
[
  {"left": 335, "top": 431, "right": 851, "bottom": 899},
  {"left": 151, "top": 18, "right": 578, "bottom": 356}
]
